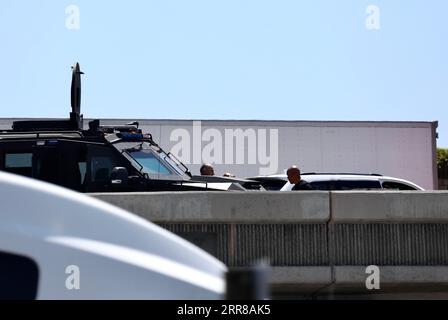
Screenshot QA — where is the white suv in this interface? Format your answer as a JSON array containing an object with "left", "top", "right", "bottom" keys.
[{"left": 248, "top": 173, "right": 424, "bottom": 191}]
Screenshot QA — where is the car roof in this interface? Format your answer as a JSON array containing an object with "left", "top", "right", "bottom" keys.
[
  {"left": 254, "top": 173, "right": 383, "bottom": 180},
  {"left": 255, "top": 173, "right": 424, "bottom": 190}
]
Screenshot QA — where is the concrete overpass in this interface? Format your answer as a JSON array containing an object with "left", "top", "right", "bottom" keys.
[{"left": 91, "top": 191, "right": 448, "bottom": 299}]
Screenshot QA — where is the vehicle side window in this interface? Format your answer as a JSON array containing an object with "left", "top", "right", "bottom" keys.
[
  {"left": 0, "top": 251, "right": 39, "bottom": 300},
  {"left": 91, "top": 156, "right": 114, "bottom": 182},
  {"left": 309, "top": 180, "right": 338, "bottom": 190},
  {"left": 55, "top": 141, "right": 87, "bottom": 191},
  {"left": 3, "top": 153, "right": 33, "bottom": 177},
  {"left": 382, "top": 181, "right": 417, "bottom": 190},
  {"left": 259, "top": 180, "right": 287, "bottom": 191},
  {"left": 86, "top": 145, "right": 125, "bottom": 186},
  {"left": 337, "top": 180, "right": 382, "bottom": 190},
  {"left": 78, "top": 162, "right": 87, "bottom": 184}
]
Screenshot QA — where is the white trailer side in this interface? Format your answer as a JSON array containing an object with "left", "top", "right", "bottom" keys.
[{"left": 0, "top": 119, "right": 438, "bottom": 189}]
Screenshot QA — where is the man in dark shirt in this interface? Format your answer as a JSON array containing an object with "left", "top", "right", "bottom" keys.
[{"left": 287, "top": 166, "right": 313, "bottom": 190}]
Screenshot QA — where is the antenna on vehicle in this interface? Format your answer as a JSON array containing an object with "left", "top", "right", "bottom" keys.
[
  {"left": 11, "top": 62, "right": 85, "bottom": 132},
  {"left": 70, "top": 62, "right": 84, "bottom": 130}
]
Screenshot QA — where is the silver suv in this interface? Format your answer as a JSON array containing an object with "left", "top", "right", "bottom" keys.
[{"left": 248, "top": 173, "right": 424, "bottom": 191}]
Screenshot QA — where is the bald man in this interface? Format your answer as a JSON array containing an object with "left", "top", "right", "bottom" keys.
[
  {"left": 200, "top": 163, "right": 215, "bottom": 176},
  {"left": 287, "top": 166, "right": 313, "bottom": 190}
]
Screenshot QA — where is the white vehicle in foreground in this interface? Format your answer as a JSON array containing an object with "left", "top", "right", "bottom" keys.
[{"left": 0, "top": 171, "right": 226, "bottom": 299}]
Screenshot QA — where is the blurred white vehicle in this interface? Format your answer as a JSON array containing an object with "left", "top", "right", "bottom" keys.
[
  {"left": 248, "top": 173, "right": 424, "bottom": 191},
  {"left": 0, "top": 171, "right": 226, "bottom": 300}
]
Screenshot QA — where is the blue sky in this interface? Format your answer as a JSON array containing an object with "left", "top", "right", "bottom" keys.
[{"left": 1, "top": 1, "right": 447, "bottom": 146}]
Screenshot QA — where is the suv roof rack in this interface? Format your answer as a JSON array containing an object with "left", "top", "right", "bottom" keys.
[
  {"left": 12, "top": 119, "right": 80, "bottom": 132},
  {"left": 301, "top": 172, "right": 383, "bottom": 176}
]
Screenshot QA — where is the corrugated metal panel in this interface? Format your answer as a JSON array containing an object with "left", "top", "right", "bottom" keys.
[
  {"left": 158, "top": 223, "right": 230, "bottom": 264},
  {"left": 160, "top": 223, "right": 448, "bottom": 267},
  {"left": 331, "top": 224, "right": 448, "bottom": 266},
  {"left": 159, "top": 223, "right": 328, "bottom": 266},
  {"left": 234, "top": 224, "right": 328, "bottom": 266}
]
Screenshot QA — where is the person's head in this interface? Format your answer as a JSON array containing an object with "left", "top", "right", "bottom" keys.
[
  {"left": 287, "top": 166, "right": 301, "bottom": 184},
  {"left": 200, "top": 163, "right": 215, "bottom": 176},
  {"left": 223, "top": 172, "right": 235, "bottom": 178}
]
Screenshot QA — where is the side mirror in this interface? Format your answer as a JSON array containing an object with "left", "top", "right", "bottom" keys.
[{"left": 110, "top": 167, "right": 128, "bottom": 185}]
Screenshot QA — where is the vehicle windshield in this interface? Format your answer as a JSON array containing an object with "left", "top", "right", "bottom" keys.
[
  {"left": 128, "top": 149, "right": 172, "bottom": 175},
  {"left": 114, "top": 141, "right": 191, "bottom": 180}
]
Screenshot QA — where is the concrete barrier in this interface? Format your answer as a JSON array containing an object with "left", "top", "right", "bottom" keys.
[
  {"left": 331, "top": 191, "right": 448, "bottom": 223},
  {"left": 93, "top": 191, "right": 330, "bottom": 223},
  {"left": 269, "top": 266, "right": 448, "bottom": 299},
  {"left": 93, "top": 191, "right": 448, "bottom": 223},
  {"left": 91, "top": 191, "right": 448, "bottom": 298},
  {"left": 334, "top": 266, "right": 448, "bottom": 285}
]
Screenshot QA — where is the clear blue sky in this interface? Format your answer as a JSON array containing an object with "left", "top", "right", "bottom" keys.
[{"left": 1, "top": 1, "right": 447, "bottom": 146}]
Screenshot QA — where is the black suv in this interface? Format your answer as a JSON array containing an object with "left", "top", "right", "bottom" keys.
[{"left": 0, "top": 63, "right": 261, "bottom": 192}]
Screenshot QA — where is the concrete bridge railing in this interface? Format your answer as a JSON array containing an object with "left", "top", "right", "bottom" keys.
[{"left": 91, "top": 191, "right": 448, "bottom": 298}]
